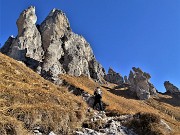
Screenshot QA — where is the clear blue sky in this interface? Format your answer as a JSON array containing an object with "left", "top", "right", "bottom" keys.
[{"left": 0, "top": 0, "right": 180, "bottom": 92}]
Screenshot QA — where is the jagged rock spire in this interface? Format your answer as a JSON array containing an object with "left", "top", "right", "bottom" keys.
[
  {"left": 164, "top": 81, "right": 180, "bottom": 94},
  {"left": 1, "top": 6, "right": 44, "bottom": 63},
  {"left": 16, "top": 6, "right": 37, "bottom": 35},
  {"left": 104, "top": 67, "right": 124, "bottom": 85},
  {"left": 1, "top": 6, "right": 106, "bottom": 84},
  {"left": 40, "top": 8, "right": 71, "bottom": 51},
  {"left": 128, "top": 67, "right": 157, "bottom": 100}
]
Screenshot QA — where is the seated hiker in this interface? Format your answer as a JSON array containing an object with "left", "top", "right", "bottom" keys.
[{"left": 93, "top": 87, "right": 103, "bottom": 111}]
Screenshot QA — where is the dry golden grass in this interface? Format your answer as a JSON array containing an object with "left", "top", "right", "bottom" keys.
[
  {"left": 0, "top": 53, "right": 87, "bottom": 135},
  {"left": 1, "top": 51, "right": 180, "bottom": 134},
  {"left": 60, "top": 74, "right": 180, "bottom": 134}
]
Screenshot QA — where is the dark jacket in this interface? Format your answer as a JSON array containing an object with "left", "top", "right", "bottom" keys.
[{"left": 94, "top": 90, "right": 102, "bottom": 101}]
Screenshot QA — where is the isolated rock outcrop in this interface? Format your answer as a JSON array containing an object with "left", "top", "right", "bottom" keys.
[
  {"left": 164, "top": 81, "right": 180, "bottom": 94},
  {"left": 128, "top": 67, "right": 157, "bottom": 100},
  {"left": 104, "top": 68, "right": 124, "bottom": 85},
  {"left": 1, "top": 6, "right": 105, "bottom": 83}
]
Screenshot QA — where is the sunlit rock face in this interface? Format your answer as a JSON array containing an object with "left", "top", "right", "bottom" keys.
[
  {"left": 104, "top": 68, "right": 124, "bottom": 85},
  {"left": 1, "top": 6, "right": 44, "bottom": 63},
  {"left": 1, "top": 6, "right": 105, "bottom": 84},
  {"left": 128, "top": 67, "right": 157, "bottom": 100},
  {"left": 164, "top": 81, "right": 180, "bottom": 94}
]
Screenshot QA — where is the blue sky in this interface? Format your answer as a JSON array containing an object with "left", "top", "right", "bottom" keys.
[{"left": 0, "top": 0, "right": 180, "bottom": 92}]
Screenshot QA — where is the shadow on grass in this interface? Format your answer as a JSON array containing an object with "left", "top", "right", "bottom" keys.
[
  {"left": 101, "top": 86, "right": 138, "bottom": 100},
  {"left": 155, "top": 95, "right": 180, "bottom": 107}
]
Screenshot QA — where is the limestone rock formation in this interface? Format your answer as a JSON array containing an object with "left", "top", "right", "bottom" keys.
[
  {"left": 164, "top": 81, "right": 180, "bottom": 94},
  {"left": 104, "top": 68, "right": 124, "bottom": 85},
  {"left": 1, "top": 6, "right": 44, "bottom": 70},
  {"left": 128, "top": 67, "right": 157, "bottom": 100},
  {"left": 1, "top": 6, "right": 105, "bottom": 83},
  {"left": 3, "top": 6, "right": 44, "bottom": 62}
]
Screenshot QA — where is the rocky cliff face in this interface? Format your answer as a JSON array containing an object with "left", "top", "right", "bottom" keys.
[
  {"left": 104, "top": 68, "right": 124, "bottom": 85},
  {"left": 128, "top": 67, "right": 157, "bottom": 100},
  {"left": 1, "top": 6, "right": 105, "bottom": 84},
  {"left": 164, "top": 81, "right": 180, "bottom": 94},
  {"left": 1, "top": 7, "right": 44, "bottom": 63}
]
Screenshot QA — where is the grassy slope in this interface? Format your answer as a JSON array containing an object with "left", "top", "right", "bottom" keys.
[
  {"left": 0, "top": 51, "right": 179, "bottom": 134},
  {"left": 0, "top": 53, "right": 87, "bottom": 135},
  {"left": 60, "top": 74, "right": 180, "bottom": 134}
]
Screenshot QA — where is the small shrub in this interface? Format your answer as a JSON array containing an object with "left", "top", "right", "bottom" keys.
[
  {"left": 106, "top": 109, "right": 122, "bottom": 117},
  {"left": 82, "top": 119, "right": 105, "bottom": 131},
  {"left": 128, "top": 112, "right": 165, "bottom": 135},
  {"left": 4, "top": 124, "right": 17, "bottom": 135}
]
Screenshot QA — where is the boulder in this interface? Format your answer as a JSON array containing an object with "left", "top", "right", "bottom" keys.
[
  {"left": 128, "top": 67, "right": 157, "bottom": 100},
  {"left": 104, "top": 68, "right": 124, "bottom": 85}
]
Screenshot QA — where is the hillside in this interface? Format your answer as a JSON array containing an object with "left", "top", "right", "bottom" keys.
[
  {"left": 0, "top": 52, "right": 180, "bottom": 134},
  {"left": 0, "top": 53, "right": 87, "bottom": 134},
  {"left": 1, "top": 6, "right": 180, "bottom": 135},
  {"left": 60, "top": 74, "right": 180, "bottom": 134}
]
